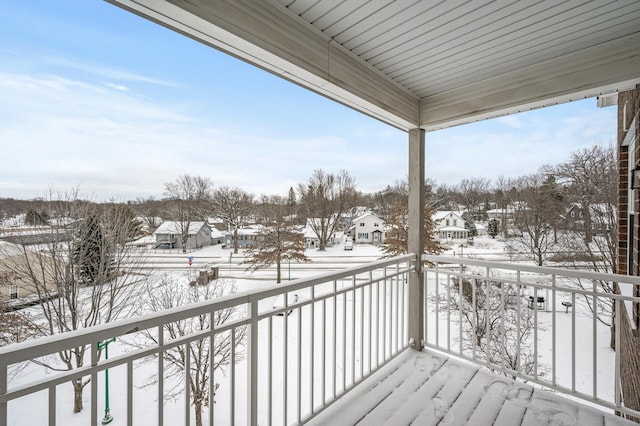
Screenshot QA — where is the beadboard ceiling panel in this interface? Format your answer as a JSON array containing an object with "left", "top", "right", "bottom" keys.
[{"left": 108, "top": 0, "right": 640, "bottom": 131}]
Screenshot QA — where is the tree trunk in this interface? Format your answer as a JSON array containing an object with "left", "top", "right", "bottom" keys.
[
  {"left": 194, "top": 400, "right": 203, "bottom": 426},
  {"left": 276, "top": 259, "right": 281, "bottom": 284},
  {"left": 73, "top": 379, "right": 84, "bottom": 413},
  {"left": 610, "top": 294, "right": 617, "bottom": 350}
]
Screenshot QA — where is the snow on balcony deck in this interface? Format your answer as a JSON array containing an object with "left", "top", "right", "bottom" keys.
[{"left": 308, "top": 348, "right": 634, "bottom": 426}]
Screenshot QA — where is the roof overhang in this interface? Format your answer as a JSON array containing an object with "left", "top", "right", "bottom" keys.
[{"left": 107, "top": 0, "right": 640, "bottom": 132}]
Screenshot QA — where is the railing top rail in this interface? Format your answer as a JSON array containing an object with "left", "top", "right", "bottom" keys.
[
  {"left": 423, "top": 254, "right": 640, "bottom": 286},
  {"left": 0, "top": 254, "right": 414, "bottom": 365}
]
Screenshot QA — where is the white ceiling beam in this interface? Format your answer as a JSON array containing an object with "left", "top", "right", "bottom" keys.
[{"left": 107, "top": 0, "right": 420, "bottom": 130}]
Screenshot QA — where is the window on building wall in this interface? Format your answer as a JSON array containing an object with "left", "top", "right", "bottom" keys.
[
  {"left": 374, "top": 223, "right": 379, "bottom": 227},
  {"left": 10, "top": 285, "right": 18, "bottom": 300},
  {"left": 571, "top": 212, "right": 575, "bottom": 218},
  {"left": 454, "top": 219, "right": 457, "bottom": 226},
  {"left": 446, "top": 219, "right": 450, "bottom": 226},
  {"left": 360, "top": 223, "right": 365, "bottom": 227}
]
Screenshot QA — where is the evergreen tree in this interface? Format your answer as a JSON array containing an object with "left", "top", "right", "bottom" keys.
[
  {"left": 73, "top": 211, "right": 112, "bottom": 285},
  {"left": 462, "top": 212, "right": 478, "bottom": 237},
  {"left": 381, "top": 201, "right": 443, "bottom": 258},
  {"left": 287, "top": 186, "right": 297, "bottom": 209},
  {"left": 488, "top": 218, "right": 498, "bottom": 238},
  {"left": 24, "top": 208, "right": 49, "bottom": 225}
]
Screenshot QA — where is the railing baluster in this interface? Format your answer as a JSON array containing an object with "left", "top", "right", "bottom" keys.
[
  {"left": 332, "top": 281, "right": 337, "bottom": 401},
  {"left": 342, "top": 289, "right": 347, "bottom": 392},
  {"left": 592, "top": 280, "right": 597, "bottom": 399},
  {"left": 210, "top": 312, "right": 216, "bottom": 426},
  {"left": 533, "top": 286, "right": 538, "bottom": 379},
  {"left": 368, "top": 282, "right": 373, "bottom": 374},
  {"left": 231, "top": 329, "right": 236, "bottom": 426},
  {"left": 435, "top": 268, "right": 440, "bottom": 347},
  {"left": 283, "top": 300, "right": 288, "bottom": 426},
  {"left": 48, "top": 385, "right": 55, "bottom": 426},
  {"left": 552, "top": 275, "right": 556, "bottom": 387},
  {"left": 321, "top": 298, "right": 326, "bottom": 406},
  {"left": 268, "top": 316, "right": 273, "bottom": 426},
  {"left": 458, "top": 270, "right": 463, "bottom": 355},
  {"left": 185, "top": 342, "right": 191, "bottom": 426},
  {"left": 615, "top": 297, "right": 621, "bottom": 409},
  {"left": 249, "top": 301, "right": 258, "bottom": 426},
  {"left": 127, "top": 360, "right": 133, "bottom": 425},
  {"left": 310, "top": 286, "right": 315, "bottom": 415},
  {"left": 158, "top": 325, "right": 164, "bottom": 426},
  {"left": 472, "top": 277, "right": 477, "bottom": 362},
  {"left": 360, "top": 283, "right": 364, "bottom": 381},
  {"left": 91, "top": 342, "right": 98, "bottom": 426},
  {"left": 297, "top": 303, "right": 302, "bottom": 424},
  {"left": 447, "top": 274, "right": 451, "bottom": 352},
  {"left": 351, "top": 279, "right": 356, "bottom": 387},
  {"left": 0, "top": 363, "right": 6, "bottom": 426},
  {"left": 572, "top": 291, "right": 576, "bottom": 393}
]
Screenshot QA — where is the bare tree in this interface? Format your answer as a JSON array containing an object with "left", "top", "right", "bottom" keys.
[
  {"left": 297, "top": 169, "right": 357, "bottom": 251},
  {"left": 493, "top": 176, "right": 517, "bottom": 237},
  {"left": 164, "top": 175, "right": 214, "bottom": 253},
  {"left": 0, "top": 189, "right": 147, "bottom": 413},
  {"left": 551, "top": 144, "right": 616, "bottom": 243},
  {"left": 509, "top": 174, "right": 560, "bottom": 266},
  {"left": 550, "top": 144, "right": 618, "bottom": 347},
  {"left": 442, "top": 277, "right": 542, "bottom": 379},
  {"left": 458, "top": 177, "right": 491, "bottom": 219},
  {"left": 244, "top": 195, "right": 309, "bottom": 283},
  {"left": 212, "top": 186, "right": 254, "bottom": 254},
  {"left": 137, "top": 274, "right": 245, "bottom": 426}
]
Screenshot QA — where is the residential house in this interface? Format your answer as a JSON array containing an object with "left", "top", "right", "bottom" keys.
[
  {"left": 564, "top": 203, "right": 615, "bottom": 235},
  {"left": 153, "top": 221, "right": 212, "bottom": 250},
  {"left": 303, "top": 218, "right": 340, "bottom": 249},
  {"left": 432, "top": 211, "right": 468, "bottom": 242},
  {"left": 350, "top": 212, "right": 385, "bottom": 245},
  {"left": 225, "top": 225, "right": 261, "bottom": 249},
  {"left": 0, "top": 241, "right": 58, "bottom": 308}
]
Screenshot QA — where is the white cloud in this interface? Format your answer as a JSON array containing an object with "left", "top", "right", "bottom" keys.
[{"left": 103, "top": 82, "right": 129, "bottom": 92}]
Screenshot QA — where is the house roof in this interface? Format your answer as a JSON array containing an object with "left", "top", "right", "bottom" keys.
[
  {"left": 352, "top": 212, "right": 384, "bottom": 224},
  {"left": 432, "top": 211, "right": 464, "bottom": 222},
  {"left": 153, "top": 221, "right": 210, "bottom": 235},
  {"left": 110, "top": 1, "right": 640, "bottom": 131}
]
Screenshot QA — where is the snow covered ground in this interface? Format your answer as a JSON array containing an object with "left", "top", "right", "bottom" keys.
[{"left": 4, "top": 236, "right": 624, "bottom": 425}]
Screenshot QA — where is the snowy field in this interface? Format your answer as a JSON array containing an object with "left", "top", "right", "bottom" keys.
[{"left": 4, "top": 237, "right": 622, "bottom": 425}]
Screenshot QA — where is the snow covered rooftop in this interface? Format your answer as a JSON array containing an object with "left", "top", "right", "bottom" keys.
[{"left": 153, "top": 221, "right": 209, "bottom": 235}]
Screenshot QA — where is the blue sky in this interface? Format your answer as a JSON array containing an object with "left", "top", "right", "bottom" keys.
[{"left": 0, "top": 1, "right": 617, "bottom": 202}]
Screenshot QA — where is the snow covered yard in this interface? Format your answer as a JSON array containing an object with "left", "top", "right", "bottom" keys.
[{"left": 2, "top": 237, "right": 633, "bottom": 425}]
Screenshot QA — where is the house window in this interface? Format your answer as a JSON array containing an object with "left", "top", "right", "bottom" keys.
[
  {"left": 360, "top": 223, "right": 365, "bottom": 227},
  {"left": 453, "top": 219, "right": 457, "bottom": 226},
  {"left": 10, "top": 285, "right": 18, "bottom": 300},
  {"left": 446, "top": 219, "right": 450, "bottom": 226},
  {"left": 374, "top": 223, "right": 379, "bottom": 227},
  {"left": 570, "top": 211, "right": 575, "bottom": 218}
]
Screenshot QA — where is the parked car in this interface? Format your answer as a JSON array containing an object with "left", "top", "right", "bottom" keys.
[
  {"left": 344, "top": 240, "right": 353, "bottom": 250},
  {"left": 272, "top": 293, "right": 298, "bottom": 316}
]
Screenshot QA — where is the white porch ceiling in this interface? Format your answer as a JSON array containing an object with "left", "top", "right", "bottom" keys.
[{"left": 108, "top": 0, "right": 640, "bottom": 131}]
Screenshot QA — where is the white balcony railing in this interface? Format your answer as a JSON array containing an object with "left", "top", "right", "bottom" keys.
[
  {"left": 0, "top": 255, "right": 412, "bottom": 426},
  {"left": 423, "top": 255, "right": 640, "bottom": 421}
]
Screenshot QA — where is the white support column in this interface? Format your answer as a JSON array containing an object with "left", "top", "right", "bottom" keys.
[{"left": 408, "top": 128, "right": 425, "bottom": 350}]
